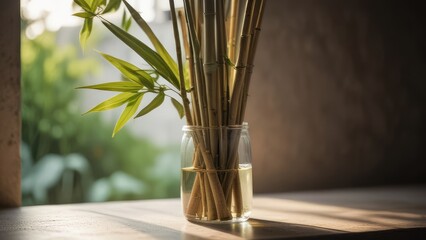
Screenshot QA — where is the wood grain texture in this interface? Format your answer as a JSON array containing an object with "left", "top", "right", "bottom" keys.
[
  {"left": 0, "top": 1, "right": 21, "bottom": 207},
  {"left": 0, "top": 186, "right": 425, "bottom": 239}
]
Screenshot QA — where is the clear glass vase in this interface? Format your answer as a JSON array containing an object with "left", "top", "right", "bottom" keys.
[{"left": 180, "top": 123, "right": 252, "bottom": 223}]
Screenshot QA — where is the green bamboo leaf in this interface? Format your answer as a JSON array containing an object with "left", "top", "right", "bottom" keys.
[
  {"left": 80, "top": 18, "right": 93, "bottom": 51},
  {"left": 120, "top": 9, "right": 133, "bottom": 32},
  {"left": 171, "top": 97, "right": 184, "bottom": 119},
  {"left": 121, "top": 10, "right": 129, "bottom": 31},
  {"left": 74, "top": 0, "right": 92, "bottom": 13},
  {"left": 77, "top": 81, "right": 143, "bottom": 92},
  {"left": 125, "top": 15, "right": 132, "bottom": 31},
  {"left": 135, "top": 70, "right": 152, "bottom": 84},
  {"left": 103, "top": 0, "right": 121, "bottom": 13},
  {"left": 90, "top": 0, "right": 104, "bottom": 11},
  {"left": 84, "top": 92, "right": 136, "bottom": 113},
  {"left": 135, "top": 92, "right": 165, "bottom": 118},
  {"left": 98, "top": 51, "right": 154, "bottom": 89},
  {"left": 73, "top": 12, "right": 95, "bottom": 18},
  {"left": 123, "top": 0, "right": 179, "bottom": 79},
  {"left": 101, "top": 20, "right": 180, "bottom": 89},
  {"left": 112, "top": 93, "right": 143, "bottom": 137}
]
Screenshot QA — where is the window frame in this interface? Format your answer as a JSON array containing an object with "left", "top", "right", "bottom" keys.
[{"left": 0, "top": 1, "right": 21, "bottom": 208}]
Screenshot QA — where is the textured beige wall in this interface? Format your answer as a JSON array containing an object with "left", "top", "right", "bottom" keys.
[
  {"left": 0, "top": 1, "right": 21, "bottom": 207},
  {"left": 246, "top": 0, "right": 426, "bottom": 193}
]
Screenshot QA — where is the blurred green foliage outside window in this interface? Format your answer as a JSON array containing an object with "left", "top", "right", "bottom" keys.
[{"left": 21, "top": 8, "right": 180, "bottom": 206}]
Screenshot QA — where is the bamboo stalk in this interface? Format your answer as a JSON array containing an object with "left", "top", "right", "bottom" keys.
[
  {"left": 178, "top": 9, "right": 201, "bottom": 125},
  {"left": 199, "top": 172, "right": 206, "bottom": 217},
  {"left": 196, "top": 0, "right": 204, "bottom": 47},
  {"left": 224, "top": 2, "right": 265, "bottom": 213},
  {"left": 232, "top": 171, "right": 243, "bottom": 217},
  {"left": 205, "top": 174, "right": 218, "bottom": 220},
  {"left": 182, "top": 2, "right": 232, "bottom": 219},
  {"left": 76, "top": 0, "right": 265, "bottom": 222},
  {"left": 195, "top": 134, "right": 231, "bottom": 220},
  {"left": 202, "top": 0, "right": 218, "bottom": 124},
  {"left": 185, "top": 146, "right": 203, "bottom": 217},
  {"left": 183, "top": 0, "right": 206, "bottom": 128},
  {"left": 171, "top": 3, "right": 208, "bottom": 219},
  {"left": 227, "top": 0, "right": 242, "bottom": 63},
  {"left": 184, "top": 129, "right": 232, "bottom": 219},
  {"left": 238, "top": 0, "right": 266, "bottom": 123},
  {"left": 226, "top": 0, "right": 241, "bottom": 91},
  {"left": 183, "top": 0, "right": 209, "bottom": 128},
  {"left": 187, "top": 26, "right": 215, "bottom": 222},
  {"left": 229, "top": 0, "right": 254, "bottom": 125},
  {"left": 180, "top": 0, "right": 264, "bottom": 222},
  {"left": 221, "top": 0, "right": 262, "bottom": 210},
  {"left": 186, "top": 174, "right": 201, "bottom": 217},
  {"left": 216, "top": 0, "right": 229, "bottom": 127},
  {"left": 222, "top": 127, "right": 242, "bottom": 200},
  {"left": 182, "top": 1, "right": 206, "bottom": 218},
  {"left": 202, "top": 0, "right": 219, "bottom": 175},
  {"left": 170, "top": 0, "right": 193, "bottom": 126}
]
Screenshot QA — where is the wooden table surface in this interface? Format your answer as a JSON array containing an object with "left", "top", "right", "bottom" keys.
[{"left": 1, "top": 185, "right": 425, "bottom": 239}]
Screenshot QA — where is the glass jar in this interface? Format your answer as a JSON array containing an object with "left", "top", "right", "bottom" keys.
[{"left": 181, "top": 123, "right": 252, "bottom": 223}]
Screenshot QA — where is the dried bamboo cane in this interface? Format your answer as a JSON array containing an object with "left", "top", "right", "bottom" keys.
[
  {"left": 170, "top": 2, "right": 206, "bottom": 217},
  {"left": 193, "top": 0, "right": 203, "bottom": 48},
  {"left": 227, "top": 0, "right": 241, "bottom": 91},
  {"left": 226, "top": 0, "right": 241, "bottom": 60},
  {"left": 238, "top": 0, "right": 266, "bottom": 122},
  {"left": 184, "top": 0, "right": 208, "bottom": 128},
  {"left": 178, "top": 9, "right": 201, "bottom": 125},
  {"left": 180, "top": 0, "right": 264, "bottom": 221},
  {"left": 170, "top": 0, "right": 193, "bottom": 126},
  {"left": 229, "top": 0, "right": 255, "bottom": 125},
  {"left": 185, "top": 146, "right": 203, "bottom": 217},
  {"left": 221, "top": 0, "right": 261, "bottom": 215},
  {"left": 184, "top": 0, "right": 215, "bottom": 219},
  {"left": 195, "top": 133, "right": 231, "bottom": 220},
  {"left": 180, "top": 42, "right": 207, "bottom": 218},
  {"left": 182, "top": 0, "right": 205, "bottom": 218},
  {"left": 183, "top": 0, "right": 232, "bottom": 220},
  {"left": 202, "top": 0, "right": 219, "bottom": 172},
  {"left": 204, "top": 173, "right": 217, "bottom": 220},
  {"left": 199, "top": 171, "right": 206, "bottom": 216},
  {"left": 215, "top": 0, "right": 229, "bottom": 172},
  {"left": 232, "top": 170, "right": 243, "bottom": 216},
  {"left": 216, "top": 0, "right": 228, "bottom": 125}
]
